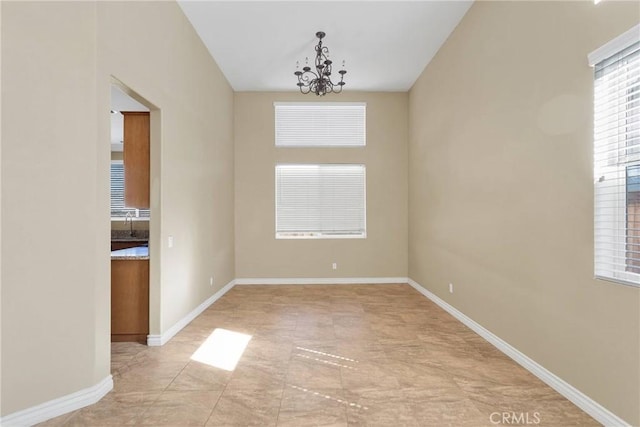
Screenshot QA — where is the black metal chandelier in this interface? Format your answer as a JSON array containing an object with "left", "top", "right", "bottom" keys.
[{"left": 294, "top": 31, "right": 347, "bottom": 96}]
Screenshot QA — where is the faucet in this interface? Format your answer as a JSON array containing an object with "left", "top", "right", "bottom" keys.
[{"left": 125, "top": 211, "right": 135, "bottom": 237}]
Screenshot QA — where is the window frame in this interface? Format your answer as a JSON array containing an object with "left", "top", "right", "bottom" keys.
[
  {"left": 110, "top": 160, "right": 150, "bottom": 221},
  {"left": 590, "top": 24, "right": 640, "bottom": 287},
  {"left": 274, "top": 102, "right": 367, "bottom": 148},
  {"left": 274, "top": 163, "right": 367, "bottom": 240}
]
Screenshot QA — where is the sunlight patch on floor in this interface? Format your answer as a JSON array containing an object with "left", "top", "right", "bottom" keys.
[
  {"left": 289, "top": 385, "right": 369, "bottom": 410},
  {"left": 191, "top": 328, "right": 252, "bottom": 371},
  {"left": 293, "top": 353, "right": 358, "bottom": 370},
  {"left": 295, "top": 346, "right": 359, "bottom": 363}
]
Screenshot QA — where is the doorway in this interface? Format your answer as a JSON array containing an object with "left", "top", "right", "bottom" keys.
[{"left": 109, "top": 80, "right": 159, "bottom": 347}]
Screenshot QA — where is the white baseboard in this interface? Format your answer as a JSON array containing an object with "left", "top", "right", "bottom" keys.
[
  {"left": 147, "top": 279, "right": 235, "bottom": 346},
  {"left": 0, "top": 375, "right": 113, "bottom": 427},
  {"left": 234, "top": 277, "right": 409, "bottom": 285},
  {"left": 407, "top": 278, "right": 630, "bottom": 427}
]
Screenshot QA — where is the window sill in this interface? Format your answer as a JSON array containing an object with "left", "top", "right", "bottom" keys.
[
  {"left": 595, "top": 274, "right": 640, "bottom": 288},
  {"left": 276, "top": 233, "right": 366, "bottom": 240}
]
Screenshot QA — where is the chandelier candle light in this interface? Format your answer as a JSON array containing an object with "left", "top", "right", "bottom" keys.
[{"left": 294, "top": 31, "right": 347, "bottom": 96}]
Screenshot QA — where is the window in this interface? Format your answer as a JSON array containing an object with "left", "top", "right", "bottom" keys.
[
  {"left": 110, "top": 161, "right": 150, "bottom": 219},
  {"left": 591, "top": 25, "right": 640, "bottom": 286},
  {"left": 274, "top": 102, "right": 366, "bottom": 147},
  {"left": 275, "top": 164, "right": 366, "bottom": 239}
]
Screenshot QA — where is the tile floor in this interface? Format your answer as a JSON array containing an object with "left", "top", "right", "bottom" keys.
[{"left": 39, "top": 284, "right": 598, "bottom": 426}]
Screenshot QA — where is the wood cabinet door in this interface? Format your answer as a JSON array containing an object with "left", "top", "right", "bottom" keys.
[
  {"left": 123, "top": 112, "right": 150, "bottom": 208},
  {"left": 111, "top": 260, "right": 149, "bottom": 339}
]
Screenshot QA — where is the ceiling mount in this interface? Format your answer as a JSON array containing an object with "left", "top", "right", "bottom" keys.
[{"left": 294, "top": 31, "right": 347, "bottom": 96}]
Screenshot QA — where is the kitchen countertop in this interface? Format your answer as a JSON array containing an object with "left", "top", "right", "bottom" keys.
[
  {"left": 111, "top": 229, "right": 149, "bottom": 241},
  {"left": 111, "top": 246, "right": 149, "bottom": 260}
]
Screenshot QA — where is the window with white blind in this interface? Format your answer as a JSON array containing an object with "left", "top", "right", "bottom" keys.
[
  {"left": 274, "top": 102, "right": 366, "bottom": 147},
  {"left": 110, "top": 161, "right": 150, "bottom": 220},
  {"left": 590, "top": 25, "right": 640, "bottom": 286},
  {"left": 275, "top": 164, "right": 366, "bottom": 239}
]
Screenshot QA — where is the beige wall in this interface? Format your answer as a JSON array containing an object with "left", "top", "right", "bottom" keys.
[
  {"left": 235, "top": 92, "right": 408, "bottom": 279},
  {"left": 98, "top": 0, "right": 235, "bottom": 335},
  {"left": 99, "top": 0, "right": 234, "bottom": 335},
  {"left": 1, "top": 0, "right": 235, "bottom": 416},
  {"left": 409, "top": 1, "right": 640, "bottom": 425},
  {"left": 2, "top": 2, "right": 103, "bottom": 416}
]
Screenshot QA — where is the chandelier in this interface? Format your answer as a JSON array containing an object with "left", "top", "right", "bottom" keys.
[{"left": 294, "top": 31, "right": 347, "bottom": 96}]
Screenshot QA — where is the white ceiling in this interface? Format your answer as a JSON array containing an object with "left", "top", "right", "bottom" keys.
[
  {"left": 178, "top": 1, "right": 473, "bottom": 92},
  {"left": 111, "top": 85, "right": 149, "bottom": 112}
]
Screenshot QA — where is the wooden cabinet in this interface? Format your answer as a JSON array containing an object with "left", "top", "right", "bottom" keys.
[
  {"left": 123, "top": 112, "right": 150, "bottom": 208},
  {"left": 111, "top": 259, "right": 149, "bottom": 343}
]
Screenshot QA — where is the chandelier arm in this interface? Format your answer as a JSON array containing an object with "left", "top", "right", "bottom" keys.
[
  {"left": 300, "top": 70, "right": 318, "bottom": 82},
  {"left": 297, "top": 70, "right": 318, "bottom": 89},
  {"left": 299, "top": 85, "right": 311, "bottom": 94}
]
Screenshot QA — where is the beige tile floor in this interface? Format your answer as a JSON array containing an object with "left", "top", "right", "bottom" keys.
[{"left": 39, "top": 284, "right": 599, "bottom": 426}]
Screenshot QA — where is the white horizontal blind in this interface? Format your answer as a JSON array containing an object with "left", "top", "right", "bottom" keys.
[
  {"left": 110, "top": 162, "right": 150, "bottom": 219},
  {"left": 275, "top": 102, "right": 366, "bottom": 147},
  {"left": 276, "top": 164, "right": 366, "bottom": 238},
  {"left": 593, "top": 39, "right": 640, "bottom": 286}
]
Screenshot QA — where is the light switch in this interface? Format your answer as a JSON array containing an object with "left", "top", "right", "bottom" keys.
[{"left": 168, "top": 235, "right": 174, "bottom": 248}]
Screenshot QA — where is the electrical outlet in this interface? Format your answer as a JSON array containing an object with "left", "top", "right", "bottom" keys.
[
  {"left": 449, "top": 283, "right": 454, "bottom": 293},
  {"left": 209, "top": 276, "right": 214, "bottom": 286},
  {"left": 168, "top": 235, "right": 174, "bottom": 248},
  {"left": 332, "top": 262, "right": 337, "bottom": 270}
]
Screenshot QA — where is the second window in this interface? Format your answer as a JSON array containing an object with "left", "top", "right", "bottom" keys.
[{"left": 275, "top": 164, "right": 366, "bottom": 239}]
